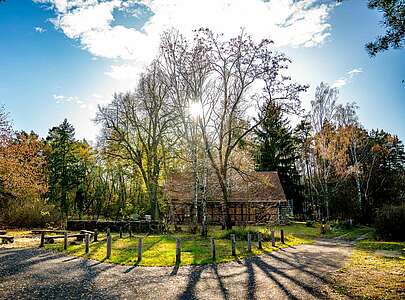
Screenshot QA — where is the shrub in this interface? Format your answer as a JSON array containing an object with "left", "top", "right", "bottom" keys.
[
  {"left": 375, "top": 204, "right": 405, "bottom": 241},
  {"left": 305, "top": 220, "right": 316, "bottom": 227},
  {"left": 0, "top": 198, "right": 61, "bottom": 228},
  {"left": 220, "top": 227, "right": 272, "bottom": 241}
]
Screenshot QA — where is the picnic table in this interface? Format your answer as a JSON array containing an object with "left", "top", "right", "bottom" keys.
[
  {"left": 31, "top": 229, "right": 66, "bottom": 235},
  {"left": 43, "top": 233, "right": 86, "bottom": 244},
  {"left": 0, "top": 235, "right": 14, "bottom": 244}
]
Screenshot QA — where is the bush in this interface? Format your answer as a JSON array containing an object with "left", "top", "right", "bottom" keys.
[
  {"left": 0, "top": 198, "right": 61, "bottom": 228},
  {"left": 375, "top": 204, "right": 405, "bottom": 241},
  {"left": 305, "top": 220, "right": 316, "bottom": 227},
  {"left": 220, "top": 227, "right": 272, "bottom": 241}
]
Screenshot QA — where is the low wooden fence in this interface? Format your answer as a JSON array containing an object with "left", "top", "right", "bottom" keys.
[{"left": 44, "top": 228, "right": 286, "bottom": 265}]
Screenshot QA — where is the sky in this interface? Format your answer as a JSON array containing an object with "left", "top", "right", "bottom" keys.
[{"left": 0, "top": 0, "right": 404, "bottom": 143}]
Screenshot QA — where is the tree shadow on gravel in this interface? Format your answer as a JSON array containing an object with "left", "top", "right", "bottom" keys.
[
  {"left": 0, "top": 248, "right": 119, "bottom": 299},
  {"left": 177, "top": 265, "right": 208, "bottom": 300},
  {"left": 176, "top": 244, "right": 345, "bottom": 300}
]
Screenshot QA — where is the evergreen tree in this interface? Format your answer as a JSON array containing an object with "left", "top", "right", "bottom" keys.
[
  {"left": 254, "top": 103, "right": 303, "bottom": 212},
  {"left": 46, "top": 119, "right": 84, "bottom": 217}
]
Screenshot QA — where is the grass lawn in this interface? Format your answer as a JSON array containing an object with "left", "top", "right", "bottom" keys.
[
  {"left": 332, "top": 240, "right": 405, "bottom": 299},
  {"left": 45, "top": 222, "right": 319, "bottom": 266},
  {"left": 42, "top": 222, "right": 374, "bottom": 267}
]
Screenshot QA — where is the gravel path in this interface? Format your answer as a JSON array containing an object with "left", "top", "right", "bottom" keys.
[{"left": 0, "top": 240, "right": 351, "bottom": 300}]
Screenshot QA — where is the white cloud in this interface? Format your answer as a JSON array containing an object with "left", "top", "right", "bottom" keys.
[
  {"left": 36, "top": 0, "right": 338, "bottom": 141},
  {"left": 35, "top": 26, "right": 46, "bottom": 33},
  {"left": 36, "top": 0, "right": 337, "bottom": 78},
  {"left": 332, "top": 68, "right": 363, "bottom": 88},
  {"left": 348, "top": 68, "right": 363, "bottom": 76},
  {"left": 53, "top": 93, "right": 108, "bottom": 111},
  {"left": 53, "top": 94, "right": 78, "bottom": 103},
  {"left": 105, "top": 63, "right": 145, "bottom": 81}
]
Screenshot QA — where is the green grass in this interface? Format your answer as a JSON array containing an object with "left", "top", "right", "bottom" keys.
[
  {"left": 324, "top": 225, "right": 375, "bottom": 241},
  {"left": 44, "top": 222, "right": 375, "bottom": 267},
  {"left": 333, "top": 240, "right": 405, "bottom": 299},
  {"left": 45, "top": 222, "right": 318, "bottom": 266}
]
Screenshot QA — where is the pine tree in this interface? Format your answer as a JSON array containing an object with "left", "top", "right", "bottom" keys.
[
  {"left": 254, "top": 103, "right": 302, "bottom": 210},
  {"left": 46, "top": 119, "right": 85, "bottom": 217}
]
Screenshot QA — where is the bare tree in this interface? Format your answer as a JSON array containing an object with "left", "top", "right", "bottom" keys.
[
  {"left": 194, "top": 29, "right": 307, "bottom": 229},
  {"left": 160, "top": 30, "right": 212, "bottom": 234},
  {"left": 96, "top": 62, "right": 172, "bottom": 220}
]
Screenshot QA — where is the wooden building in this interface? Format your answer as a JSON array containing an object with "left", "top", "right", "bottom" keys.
[{"left": 165, "top": 171, "right": 289, "bottom": 225}]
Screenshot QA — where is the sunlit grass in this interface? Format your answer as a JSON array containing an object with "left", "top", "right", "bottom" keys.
[
  {"left": 333, "top": 240, "right": 405, "bottom": 299},
  {"left": 324, "top": 225, "right": 375, "bottom": 240},
  {"left": 45, "top": 223, "right": 317, "bottom": 266}
]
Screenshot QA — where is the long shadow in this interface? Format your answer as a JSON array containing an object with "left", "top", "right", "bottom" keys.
[
  {"left": 1, "top": 247, "right": 120, "bottom": 299},
  {"left": 211, "top": 264, "right": 230, "bottom": 300},
  {"left": 244, "top": 259, "right": 256, "bottom": 300},
  {"left": 246, "top": 257, "right": 299, "bottom": 300},
  {"left": 177, "top": 265, "right": 208, "bottom": 300},
  {"left": 170, "top": 262, "right": 180, "bottom": 276},
  {"left": 0, "top": 249, "right": 62, "bottom": 279},
  {"left": 265, "top": 252, "right": 333, "bottom": 284},
  {"left": 251, "top": 256, "right": 328, "bottom": 299}
]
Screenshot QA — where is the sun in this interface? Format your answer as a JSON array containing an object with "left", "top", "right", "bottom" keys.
[{"left": 189, "top": 101, "right": 203, "bottom": 119}]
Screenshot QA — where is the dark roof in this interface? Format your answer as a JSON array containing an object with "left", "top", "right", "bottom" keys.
[{"left": 165, "top": 171, "right": 287, "bottom": 203}]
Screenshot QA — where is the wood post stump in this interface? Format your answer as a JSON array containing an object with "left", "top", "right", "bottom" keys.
[
  {"left": 106, "top": 228, "right": 111, "bottom": 259},
  {"left": 40, "top": 232, "right": 44, "bottom": 248},
  {"left": 119, "top": 227, "right": 123, "bottom": 238},
  {"left": 94, "top": 229, "right": 98, "bottom": 242},
  {"left": 280, "top": 229, "right": 285, "bottom": 244},
  {"left": 64, "top": 232, "right": 68, "bottom": 250},
  {"left": 247, "top": 233, "right": 252, "bottom": 253},
  {"left": 211, "top": 238, "right": 216, "bottom": 261},
  {"left": 85, "top": 234, "right": 90, "bottom": 254},
  {"left": 231, "top": 234, "right": 236, "bottom": 256},
  {"left": 175, "top": 238, "right": 181, "bottom": 265},
  {"left": 271, "top": 230, "right": 275, "bottom": 247},
  {"left": 137, "top": 238, "right": 142, "bottom": 262},
  {"left": 258, "top": 232, "right": 262, "bottom": 250},
  {"left": 129, "top": 225, "right": 132, "bottom": 238},
  {"left": 321, "top": 224, "right": 326, "bottom": 234}
]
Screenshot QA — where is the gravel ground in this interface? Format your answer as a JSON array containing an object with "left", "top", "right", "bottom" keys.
[{"left": 0, "top": 239, "right": 351, "bottom": 300}]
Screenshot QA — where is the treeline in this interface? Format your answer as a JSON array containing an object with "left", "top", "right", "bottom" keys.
[{"left": 0, "top": 29, "right": 404, "bottom": 234}]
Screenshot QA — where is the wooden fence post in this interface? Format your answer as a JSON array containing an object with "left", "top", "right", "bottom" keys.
[
  {"left": 119, "top": 227, "right": 123, "bottom": 238},
  {"left": 94, "top": 229, "right": 98, "bottom": 242},
  {"left": 231, "top": 234, "right": 236, "bottom": 256},
  {"left": 280, "top": 229, "right": 285, "bottom": 244},
  {"left": 176, "top": 238, "right": 181, "bottom": 265},
  {"left": 40, "top": 232, "right": 44, "bottom": 248},
  {"left": 85, "top": 234, "right": 90, "bottom": 254},
  {"left": 106, "top": 228, "right": 111, "bottom": 259},
  {"left": 247, "top": 233, "right": 252, "bottom": 253},
  {"left": 211, "top": 238, "right": 216, "bottom": 261},
  {"left": 129, "top": 224, "right": 132, "bottom": 238},
  {"left": 137, "top": 238, "right": 142, "bottom": 262},
  {"left": 271, "top": 230, "right": 275, "bottom": 247},
  {"left": 258, "top": 232, "right": 262, "bottom": 250},
  {"left": 64, "top": 232, "right": 68, "bottom": 250}
]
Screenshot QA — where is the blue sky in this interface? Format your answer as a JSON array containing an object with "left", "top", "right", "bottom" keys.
[{"left": 0, "top": 0, "right": 404, "bottom": 142}]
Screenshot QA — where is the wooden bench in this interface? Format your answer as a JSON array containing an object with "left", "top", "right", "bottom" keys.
[
  {"left": 0, "top": 230, "right": 6, "bottom": 235},
  {"left": 32, "top": 229, "right": 66, "bottom": 235},
  {"left": 0, "top": 235, "right": 14, "bottom": 244},
  {"left": 44, "top": 234, "right": 85, "bottom": 244},
  {"left": 80, "top": 230, "right": 94, "bottom": 237}
]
